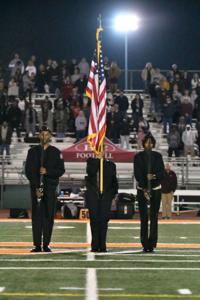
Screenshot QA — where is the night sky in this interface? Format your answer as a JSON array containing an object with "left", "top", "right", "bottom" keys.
[{"left": 0, "top": 0, "right": 200, "bottom": 69}]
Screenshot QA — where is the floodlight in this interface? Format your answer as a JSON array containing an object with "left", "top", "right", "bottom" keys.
[{"left": 114, "top": 14, "right": 139, "bottom": 32}]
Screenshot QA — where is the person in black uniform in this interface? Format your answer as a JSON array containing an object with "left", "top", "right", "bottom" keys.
[
  {"left": 134, "top": 133, "right": 164, "bottom": 252},
  {"left": 85, "top": 149, "right": 118, "bottom": 252},
  {"left": 25, "top": 126, "right": 65, "bottom": 252}
]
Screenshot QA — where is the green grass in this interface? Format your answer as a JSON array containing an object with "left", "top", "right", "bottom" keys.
[{"left": 0, "top": 221, "right": 200, "bottom": 300}]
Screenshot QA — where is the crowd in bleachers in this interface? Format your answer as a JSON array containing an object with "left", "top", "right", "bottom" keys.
[
  {"left": 0, "top": 53, "right": 122, "bottom": 151},
  {"left": 0, "top": 53, "right": 200, "bottom": 160},
  {"left": 141, "top": 62, "right": 200, "bottom": 157}
]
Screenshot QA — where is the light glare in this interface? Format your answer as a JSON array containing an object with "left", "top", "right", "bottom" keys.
[{"left": 114, "top": 14, "right": 139, "bottom": 32}]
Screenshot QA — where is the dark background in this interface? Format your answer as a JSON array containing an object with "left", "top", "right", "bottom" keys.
[{"left": 0, "top": 0, "right": 200, "bottom": 69}]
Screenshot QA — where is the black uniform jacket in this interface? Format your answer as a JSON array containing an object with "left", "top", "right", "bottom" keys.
[
  {"left": 134, "top": 150, "right": 164, "bottom": 190},
  {"left": 25, "top": 145, "right": 65, "bottom": 188},
  {"left": 85, "top": 157, "right": 118, "bottom": 199}
]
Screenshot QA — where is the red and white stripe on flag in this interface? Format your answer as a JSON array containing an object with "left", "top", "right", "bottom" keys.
[{"left": 86, "top": 34, "right": 107, "bottom": 154}]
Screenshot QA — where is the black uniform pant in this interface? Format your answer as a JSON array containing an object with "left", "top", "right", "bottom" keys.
[
  {"left": 86, "top": 191, "right": 112, "bottom": 251},
  {"left": 31, "top": 185, "right": 57, "bottom": 247},
  {"left": 137, "top": 189, "right": 161, "bottom": 249}
]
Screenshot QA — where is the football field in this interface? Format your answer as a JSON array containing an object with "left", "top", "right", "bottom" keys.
[{"left": 0, "top": 219, "right": 200, "bottom": 300}]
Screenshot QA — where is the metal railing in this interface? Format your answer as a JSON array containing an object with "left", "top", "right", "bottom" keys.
[
  {"left": 1, "top": 155, "right": 200, "bottom": 199},
  {"left": 118, "top": 69, "right": 200, "bottom": 91}
]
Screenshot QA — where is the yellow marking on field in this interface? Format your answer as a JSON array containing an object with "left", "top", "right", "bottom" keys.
[{"left": 0, "top": 292, "right": 82, "bottom": 297}]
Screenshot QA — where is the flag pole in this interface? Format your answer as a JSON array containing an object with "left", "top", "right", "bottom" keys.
[{"left": 97, "top": 14, "right": 104, "bottom": 194}]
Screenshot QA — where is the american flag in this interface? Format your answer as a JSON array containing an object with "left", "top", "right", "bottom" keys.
[{"left": 86, "top": 28, "right": 107, "bottom": 154}]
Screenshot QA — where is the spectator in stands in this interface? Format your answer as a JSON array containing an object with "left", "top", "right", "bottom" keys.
[
  {"left": 25, "top": 60, "right": 37, "bottom": 77},
  {"left": 168, "top": 64, "right": 181, "bottom": 83},
  {"left": 106, "top": 104, "right": 121, "bottom": 143},
  {"left": 190, "top": 89, "right": 198, "bottom": 109},
  {"left": 109, "top": 61, "right": 121, "bottom": 93},
  {"left": 49, "top": 60, "right": 60, "bottom": 93},
  {"left": 78, "top": 57, "right": 89, "bottom": 76},
  {"left": 138, "top": 116, "right": 149, "bottom": 134},
  {"left": 195, "top": 78, "right": 200, "bottom": 94},
  {"left": 7, "top": 78, "right": 19, "bottom": 101},
  {"left": 14, "top": 68, "right": 23, "bottom": 90},
  {"left": 181, "top": 89, "right": 191, "bottom": 104},
  {"left": 85, "top": 147, "right": 118, "bottom": 252},
  {"left": 75, "top": 110, "right": 87, "bottom": 141},
  {"left": 160, "top": 77, "right": 170, "bottom": 92},
  {"left": 6, "top": 100, "right": 22, "bottom": 141},
  {"left": 152, "top": 68, "right": 163, "bottom": 83},
  {"left": 0, "top": 101, "right": 7, "bottom": 125},
  {"left": 43, "top": 95, "right": 53, "bottom": 111},
  {"left": 167, "top": 125, "right": 181, "bottom": 157},
  {"left": 161, "top": 163, "right": 177, "bottom": 219},
  {"left": 149, "top": 79, "right": 158, "bottom": 117},
  {"left": 131, "top": 93, "right": 144, "bottom": 130},
  {"left": 71, "top": 100, "right": 81, "bottom": 119},
  {"left": 0, "top": 80, "right": 7, "bottom": 109},
  {"left": 36, "top": 64, "right": 49, "bottom": 93},
  {"left": 141, "top": 62, "right": 155, "bottom": 92},
  {"left": 180, "top": 96, "right": 193, "bottom": 125},
  {"left": 0, "top": 121, "right": 12, "bottom": 164},
  {"left": 46, "top": 58, "right": 52, "bottom": 71},
  {"left": 183, "top": 71, "right": 191, "bottom": 90},
  {"left": 104, "top": 56, "right": 110, "bottom": 85},
  {"left": 191, "top": 73, "right": 200, "bottom": 90},
  {"left": 38, "top": 101, "right": 53, "bottom": 132},
  {"left": 137, "top": 127, "right": 145, "bottom": 149},
  {"left": 75, "top": 73, "right": 88, "bottom": 95},
  {"left": 182, "top": 124, "right": 197, "bottom": 156},
  {"left": 82, "top": 96, "right": 90, "bottom": 127},
  {"left": 194, "top": 93, "right": 200, "bottom": 121},
  {"left": 54, "top": 98, "right": 69, "bottom": 139},
  {"left": 24, "top": 102, "right": 37, "bottom": 137},
  {"left": 162, "top": 95, "right": 174, "bottom": 134},
  {"left": 61, "top": 76, "right": 73, "bottom": 100},
  {"left": 22, "top": 71, "right": 35, "bottom": 98},
  {"left": 119, "top": 114, "right": 130, "bottom": 149},
  {"left": 134, "top": 133, "right": 164, "bottom": 252},
  {"left": 171, "top": 83, "right": 182, "bottom": 101},
  {"left": 68, "top": 58, "right": 77, "bottom": 75},
  {"left": 172, "top": 73, "right": 185, "bottom": 94},
  {"left": 115, "top": 90, "right": 129, "bottom": 117},
  {"left": 172, "top": 92, "right": 181, "bottom": 124},
  {"left": 8, "top": 53, "right": 24, "bottom": 77},
  {"left": 71, "top": 67, "right": 81, "bottom": 84}
]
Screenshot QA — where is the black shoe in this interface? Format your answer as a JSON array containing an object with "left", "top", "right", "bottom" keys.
[
  {"left": 43, "top": 246, "right": 52, "bottom": 252},
  {"left": 142, "top": 248, "right": 149, "bottom": 253},
  {"left": 99, "top": 248, "right": 107, "bottom": 253},
  {"left": 30, "top": 246, "right": 42, "bottom": 253},
  {"left": 142, "top": 247, "right": 154, "bottom": 253},
  {"left": 91, "top": 248, "right": 99, "bottom": 252}
]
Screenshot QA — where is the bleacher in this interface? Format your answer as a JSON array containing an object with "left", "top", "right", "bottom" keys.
[{"left": 1, "top": 91, "right": 200, "bottom": 192}]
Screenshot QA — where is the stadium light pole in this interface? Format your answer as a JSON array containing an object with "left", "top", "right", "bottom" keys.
[{"left": 114, "top": 14, "right": 139, "bottom": 91}]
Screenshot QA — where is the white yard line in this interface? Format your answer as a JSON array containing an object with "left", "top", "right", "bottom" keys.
[
  {"left": 1, "top": 267, "right": 200, "bottom": 270},
  {"left": 60, "top": 287, "right": 123, "bottom": 291},
  {"left": 60, "top": 287, "right": 85, "bottom": 290},
  {"left": 178, "top": 289, "right": 192, "bottom": 295},
  {"left": 86, "top": 221, "right": 98, "bottom": 300},
  {"left": 109, "top": 227, "right": 140, "bottom": 230},
  {"left": 1, "top": 259, "right": 200, "bottom": 262},
  {"left": 25, "top": 226, "right": 75, "bottom": 229}
]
